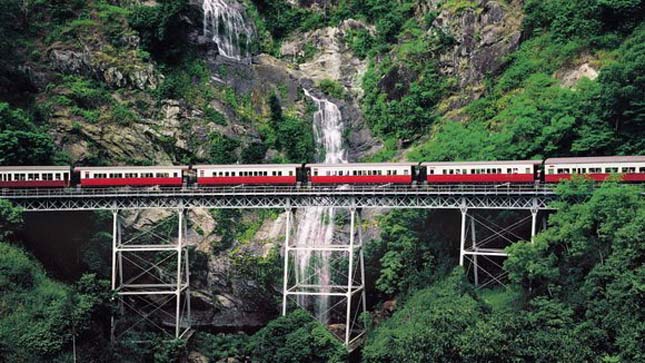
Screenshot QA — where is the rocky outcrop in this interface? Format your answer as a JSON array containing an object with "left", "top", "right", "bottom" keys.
[
  {"left": 280, "top": 19, "right": 371, "bottom": 97},
  {"left": 48, "top": 43, "right": 160, "bottom": 91},
  {"left": 558, "top": 62, "right": 599, "bottom": 87},
  {"left": 421, "top": 0, "right": 523, "bottom": 106}
]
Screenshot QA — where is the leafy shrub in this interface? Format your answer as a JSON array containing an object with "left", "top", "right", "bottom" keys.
[
  {"left": 318, "top": 79, "right": 346, "bottom": 100},
  {"left": 209, "top": 133, "right": 240, "bottom": 164},
  {"left": 204, "top": 106, "right": 227, "bottom": 125},
  {"left": 249, "top": 310, "right": 347, "bottom": 363},
  {"left": 111, "top": 103, "right": 138, "bottom": 126}
]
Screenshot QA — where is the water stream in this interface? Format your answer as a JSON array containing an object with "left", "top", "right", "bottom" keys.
[
  {"left": 296, "top": 89, "right": 347, "bottom": 323},
  {"left": 203, "top": 0, "right": 254, "bottom": 61}
]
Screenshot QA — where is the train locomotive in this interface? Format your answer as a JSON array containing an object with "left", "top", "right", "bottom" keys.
[{"left": 0, "top": 156, "right": 643, "bottom": 189}]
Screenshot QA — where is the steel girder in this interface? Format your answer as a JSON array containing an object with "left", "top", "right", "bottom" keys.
[{"left": 4, "top": 194, "right": 557, "bottom": 211}]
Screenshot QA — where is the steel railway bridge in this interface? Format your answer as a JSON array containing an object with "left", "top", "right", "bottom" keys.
[{"left": 1, "top": 184, "right": 558, "bottom": 349}]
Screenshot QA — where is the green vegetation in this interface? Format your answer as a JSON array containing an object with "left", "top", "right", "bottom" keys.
[
  {"left": 318, "top": 79, "right": 346, "bottom": 100},
  {"left": 259, "top": 93, "right": 315, "bottom": 163},
  {"left": 249, "top": 310, "right": 347, "bottom": 363},
  {"left": 364, "top": 181, "right": 644, "bottom": 362},
  {"left": 0, "top": 102, "right": 65, "bottom": 165},
  {"left": 410, "top": 6, "right": 645, "bottom": 160},
  {"left": 0, "top": 201, "right": 111, "bottom": 361},
  {"left": 190, "top": 310, "right": 346, "bottom": 362}
]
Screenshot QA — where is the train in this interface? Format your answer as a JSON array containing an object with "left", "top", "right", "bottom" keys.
[{"left": 0, "top": 156, "right": 644, "bottom": 188}]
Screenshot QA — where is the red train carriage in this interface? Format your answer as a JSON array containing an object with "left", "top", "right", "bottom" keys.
[
  {"left": 194, "top": 164, "right": 299, "bottom": 185},
  {"left": 308, "top": 163, "right": 416, "bottom": 184},
  {"left": 544, "top": 156, "right": 645, "bottom": 182},
  {"left": 75, "top": 166, "right": 186, "bottom": 187},
  {"left": 0, "top": 166, "right": 71, "bottom": 188},
  {"left": 422, "top": 160, "right": 541, "bottom": 183}
]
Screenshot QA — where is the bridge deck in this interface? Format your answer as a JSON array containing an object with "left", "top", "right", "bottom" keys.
[{"left": 1, "top": 184, "right": 558, "bottom": 211}]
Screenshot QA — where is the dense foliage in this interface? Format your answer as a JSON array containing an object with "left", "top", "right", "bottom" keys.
[
  {"left": 363, "top": 181, "right": 644, "bottom": 362},
  {"left": 190, "top": 310, "right": 346, "bottom": 362}
]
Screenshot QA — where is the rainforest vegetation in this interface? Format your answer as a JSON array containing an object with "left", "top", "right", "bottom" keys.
[{"left": 0, "top": 0, "right": 643, "bottom": 362}]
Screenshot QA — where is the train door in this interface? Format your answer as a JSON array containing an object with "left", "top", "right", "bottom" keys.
[{"left": 64, "top": 172, "right": 69, "bottom": 187}]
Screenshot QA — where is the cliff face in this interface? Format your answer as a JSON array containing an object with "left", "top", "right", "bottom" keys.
[{"left": 6, "top": 0, "right": 527, "bottom": 330}]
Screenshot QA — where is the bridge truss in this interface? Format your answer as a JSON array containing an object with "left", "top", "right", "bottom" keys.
[{"left": 1, "top": 184, "right": 558, "bottom": 348}]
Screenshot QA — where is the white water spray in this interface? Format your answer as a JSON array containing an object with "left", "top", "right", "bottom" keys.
[
  {"left": 203, "top": 0, "right": 254, "bottom": 61},
  {"left": 296, "top": 89, "right": 347, "bottom": 323}
]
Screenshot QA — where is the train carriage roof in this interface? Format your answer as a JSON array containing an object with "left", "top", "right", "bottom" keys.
[
  {"left": 421, "top": 160, "right": 541, "bottom": 166},
  {"left": 544, "top": 156, "right": 645, "bottom": 164},
  {"left": 74, "top": 165, "right": 188, "bottom": 171},
  {"left": 307, "top": 162, "right": 418, "bottom": 167},
  {"left": 0, "top": 166, "right": 71, "bottom": 171},
  {"left": 193, "top": 164, "right": 301, "bottom": 168}
]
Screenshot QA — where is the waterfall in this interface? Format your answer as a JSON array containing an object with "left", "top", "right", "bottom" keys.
[
  {"left": 295, "top": 89, "right": 347, "bottom": 323},
  {"left": 203, "top": 0, "right": 254, "bottom": 61}
]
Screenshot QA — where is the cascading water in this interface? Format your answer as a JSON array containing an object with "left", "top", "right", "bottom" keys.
[
  {"left": 296, "top": 89, "right": 347, "bottom": 323},
  {"left": 203, "top": 0, "right": 254, "bottom": 61}
]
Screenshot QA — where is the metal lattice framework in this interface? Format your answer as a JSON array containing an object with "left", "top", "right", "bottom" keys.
[
  {"left": 1, "top": 184, "right": 558, "bottom": 211},
  {"left": 281, "top": 208, "right": 367, "bottom": 350},
  {"left": 110, "top": 209, "right": 191, "bottom": 343},
  {"left": 459, "top": 208, "right": 548, "bottom": 288}
]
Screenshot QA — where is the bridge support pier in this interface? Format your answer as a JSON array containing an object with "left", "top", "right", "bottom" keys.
[
  {"left": 282, "top": 207, "right": 366, "bottom": 350},
  {"left": 110, "top": 208, "right": 191, "bottom": 343},
  {"left": 459, "top": 200, "right": 546, "bottom": 288}
]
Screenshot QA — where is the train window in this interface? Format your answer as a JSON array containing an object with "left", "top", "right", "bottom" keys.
[
  {"left": 15, "top": 174, "right": 24, "bottom": 181},
  {"left": 622, "top": 167, "right": 635, "bottom": 173},
  {"left": 263, "top": 171, "right": 267, "bottom": 176},
  {"left": 605, "top": 167, "right": 618, "bottom": 173},
  {"left": 55, "top": 173, "right": 60, "bottom": 180},
  {"left": 141, "top": 173, "right": 152, "bottom": 178},
  {"left": 404, "top": 170, "right": 409, "bottom": 175},
  {"left": 429, "top": 169, "right": 434, "bottom": 175},
  {"left": 156, "top": 173, "right": 169, "bottom": 178},
  {"left": 272, "top": 171, "right": 276, "bottom": 176},
  {"left": 524, "top": 168, "right": 529, "bottom": 174},
  {"left": 174, "top": 172, "right": 178, "bottom": 177},
  {"left": 588, "top": 168, "right": 601, "bottom": 173},
  {"left": 455, "top": 169, "right": 461, "bottom": 175},
  {"left": 557, "top": 168, "right": 570, "bottom": 174},
  {"left": 640, "top": 167, "right": 645, "bottom": 173},
  {"left": 289, "top": 171, "right": 293, "bottom": 176}
]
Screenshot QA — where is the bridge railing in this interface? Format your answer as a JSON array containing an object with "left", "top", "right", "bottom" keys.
[{"left": 0, "top": 184, "right": 557, "bottom": 198}]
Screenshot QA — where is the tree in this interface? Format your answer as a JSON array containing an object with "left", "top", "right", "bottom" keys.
[
  {"left": 0, "top": 199, "right": 22, "bottom": 240},
  {"left": 249, "top": 310, "right": 346, "bottom": 363}
]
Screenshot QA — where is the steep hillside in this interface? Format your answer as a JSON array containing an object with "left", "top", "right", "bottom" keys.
[{"left": 0, "top": 0, "right": 643, "bottom": 362}]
